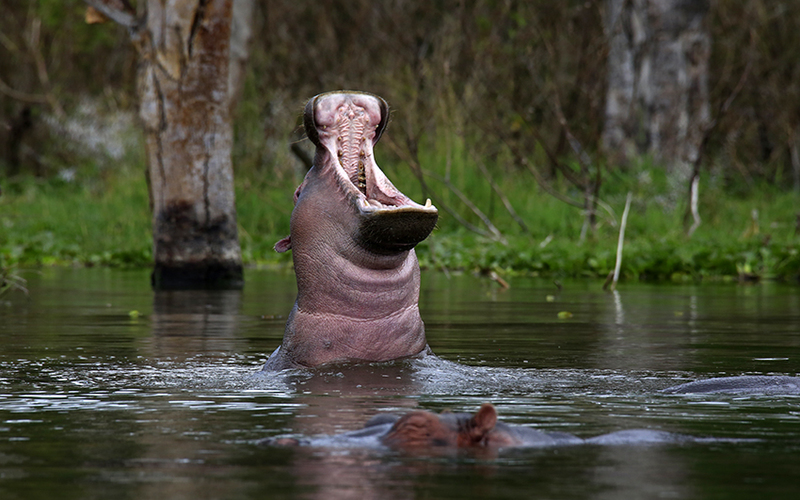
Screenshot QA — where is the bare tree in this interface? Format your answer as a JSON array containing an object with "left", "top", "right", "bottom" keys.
[
  {"left": 603, "top": 0, "right": 711, "bottom": 183},
  {"left": 86, "top": 0, "right": 244, "bottom": 289}
]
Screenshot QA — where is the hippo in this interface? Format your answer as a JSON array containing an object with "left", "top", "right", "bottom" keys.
[
  {"left": 661, "top": 375, "right": 800, "bottom": 395},
  {"left": 261, "top": 403, "right": 721, "bottom": 450},
  {"left": 263, "top": 92, "right": 438, "bottom": 370}
]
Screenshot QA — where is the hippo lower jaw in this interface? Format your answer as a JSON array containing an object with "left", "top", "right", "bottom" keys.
[{"left": 356, "top": 203, "right": 438, "bottom": 254}]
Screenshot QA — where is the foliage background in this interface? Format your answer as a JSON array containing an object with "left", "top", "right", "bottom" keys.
[{"left": 1, "top": 0, "right": 799, "bottom": 281}]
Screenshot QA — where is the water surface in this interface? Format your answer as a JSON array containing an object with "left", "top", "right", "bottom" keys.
[{"left": 1, "top": 268, "right": 799, "bottom": 499}]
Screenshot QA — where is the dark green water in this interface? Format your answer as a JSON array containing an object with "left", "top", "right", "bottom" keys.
[{"left": 1, "top": 268, "right": 800, "bottom": 499}]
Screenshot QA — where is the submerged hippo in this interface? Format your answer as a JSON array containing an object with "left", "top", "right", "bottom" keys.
[
  {"left": 262, "top": 403, "right": 721, "bottom": 450},
  {"left": 263, "top": 92, "right": 438, "bottom": 370},
  {"left": 662, "top": 375, "right": 800, "bottom": 395}
]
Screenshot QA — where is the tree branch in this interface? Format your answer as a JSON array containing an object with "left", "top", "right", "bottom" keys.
[
  {"left": 684, "top": 30, "right": 753, "bottom": 234},
  {"left": 421, "top": 168, "right": 506, "bottom": 243},
  {"left": 0, "top": 77, "right": 48, "bottom": 103},
  {"left": 384, "top": 135, "right": 503, "bottom": 242},
  {"left": 84, "top": 0, "right": 139, "bottom": 29},
  {"left": 26, "top": 17, "right": 64, "bottom": 119},
  {"left": 605, "top": 192, "right": 632, "bottom": 291},
  {"left": 475, "top": 156, "right": 530, "bottom": 234}
]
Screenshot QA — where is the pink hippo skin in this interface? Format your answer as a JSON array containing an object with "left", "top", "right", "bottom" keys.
[{"left": 263, "top": 92, "right": 438, "bottom": 370}]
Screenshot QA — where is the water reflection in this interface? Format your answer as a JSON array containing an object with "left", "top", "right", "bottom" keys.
[
  {"left": 1, "top": 269, "right": 800, "bottom": 499},
  {"left": 83, "top": 289, "right": 237, "bottom": 500},
  {"left": 275, "top": 440, "right": 698, "bottom": 500},
  {"left": 266, "top": 363, "right": 422, "bottom": 500},
  {"left": 149, "top": 289, "right": 243, "bottom": 357},
  {"left": 590, "top": 444, "right": 692, "bottom": 499}
]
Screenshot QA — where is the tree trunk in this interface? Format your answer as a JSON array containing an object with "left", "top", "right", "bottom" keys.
[
  {"left": 603, "top": 0, "right": 710, "bottom": 181},
  {"left": 138, "top": 0, "right": 243, "bottom": 289},
  {"left": 228, "top": 0, "right": 255, "bottom": 116}
]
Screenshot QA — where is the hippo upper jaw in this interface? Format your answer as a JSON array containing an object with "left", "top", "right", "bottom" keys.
[{"left": 307, "top": 91, "right": 438, "bottom": 254}]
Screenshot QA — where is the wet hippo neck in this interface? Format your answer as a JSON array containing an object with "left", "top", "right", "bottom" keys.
[
  {"left": 295, "top": 245, "right": 419, "bottom": 316},
  {"left": 284, "top": 245, "right": 426, "bottom": 366},
  {"left": 283, "top": 307, "right": 427, "bottom": 367}
]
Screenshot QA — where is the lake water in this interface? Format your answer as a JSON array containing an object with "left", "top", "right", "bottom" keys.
[{"left": 1, "top": 268, "right": 799, "bottom": 499}]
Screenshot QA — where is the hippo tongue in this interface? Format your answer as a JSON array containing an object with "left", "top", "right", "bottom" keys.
[{"left": 307, "top": 92, "right": 438, "bottom": 253}]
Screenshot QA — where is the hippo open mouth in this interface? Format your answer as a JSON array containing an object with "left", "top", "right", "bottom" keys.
[{"left": 304, "top": 91, "right": 438, "bottom": 253}]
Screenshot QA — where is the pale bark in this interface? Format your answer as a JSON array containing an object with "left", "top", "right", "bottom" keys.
[
  {"left": 228, "top": 0, "right": 255, "bottom": 115},
  {"left": 142, "top": 0, "right": 242, "bottom": 289},
  {"left": 87, "top": 0, "right": 243, "bottom": 289},
  {"left": 603, "top": 0, "right": 710, "bottom": 181}
]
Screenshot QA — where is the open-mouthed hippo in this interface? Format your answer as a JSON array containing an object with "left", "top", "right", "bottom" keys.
[{"left": 262, "top": 91, "right": 438, "bottom": 371}]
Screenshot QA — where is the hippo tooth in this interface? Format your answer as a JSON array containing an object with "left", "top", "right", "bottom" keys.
[
  {"left": 425, "top": 198, "right": 432, "bottom": 208},
  {"left": 357, "top": 161, "right": 366, "bottom": 192}
]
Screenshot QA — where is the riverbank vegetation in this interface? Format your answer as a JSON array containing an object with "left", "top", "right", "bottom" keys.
[
  {"left": 2, "top": 145, "right": 798, "bottom": 282},
  {"left": 2, "top": 1, "right": 799, "bottom": 283}
]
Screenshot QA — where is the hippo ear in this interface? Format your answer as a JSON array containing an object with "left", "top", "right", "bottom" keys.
[
  {"left": 474, "top": 404, "right": 497, "bottom": 430},
  {"left": 468, "top": 404, "right": 498, "bottom": 443},
  {"left": 303, "top": 94, "right": 321, "bottom": 148},
  {"left": 274, "top": 236, "right": 292, "bottom": 253},
  {"left": 373, "top": 95, "right": 389, "bottom": 145}
]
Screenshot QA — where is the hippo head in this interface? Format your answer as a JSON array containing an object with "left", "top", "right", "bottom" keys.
[
  {"left": 381, "top": 404, "right": 502, "bottom": 449},
  {"left": 301, "top": 91, "right": 437, "bottom": 252},
  {"left": 264, "top": 91, "right": 438, "bottom": 370}
]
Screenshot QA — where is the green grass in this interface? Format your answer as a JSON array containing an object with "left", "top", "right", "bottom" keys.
[
  {"left": 1, "top": 171, "right": 152, "bottom": 267},
  {"left": 2, "top": 142, "right": 799, "bottom": 282}
]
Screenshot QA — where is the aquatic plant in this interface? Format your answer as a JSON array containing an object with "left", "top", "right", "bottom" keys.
[{"left": 0, "top": 264, "right": 27, "bottom": 297}]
